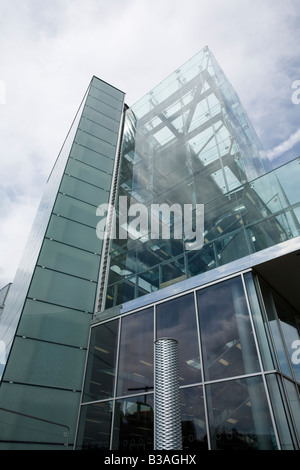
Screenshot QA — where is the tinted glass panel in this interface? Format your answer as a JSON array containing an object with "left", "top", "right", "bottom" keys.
[
  {"left": 37, "top": 239, "right": 99, "bottom": 281},
  {"left": 28, "top": 267, "right": 96, "bottom": 312},
  {"left": 206, "top": 376, "right": 278, "bottom": 450},
  {"left": 60, "top": 174, "right": 110, "bottom": 207},
  {"left": 156, "top": 293, "right": 201, "bottom": 384},
  {"left": 76, "top": 402, "right": 113, "bottom": 450},
  {"left": 54, "top": 193, "right": 98, "bottom": 227},
  {"left": 46, "top": 214, "right": 103, "bottom": 254},
  {"left": 180, "top": 386, "right": 208, "bottom": 450},
  {"left": 112, "top": 394, "right": 154, "bottom": 450},
  {"left": 17, "top": 299, "right": 90, "bottom": 347},
  {"left": 71, "top": 144, "right": 115, "bottom": 172},
  {"left": 65, "top": 159, "right": 112, "bottom": 190},
  {"left": 197, "top": 277, "right": 260, "bottom": 381},
  {"left": 117, "top": 308, "right": 154, "bottom": 396},
  {"left": 83, "top": 320, "right": 119, "bottom": 402}
]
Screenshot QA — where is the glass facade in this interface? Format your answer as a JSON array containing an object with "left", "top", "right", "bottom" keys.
[
  {"left": 103, "top": 48, "right": 300, "bottom": 310},
  {"left": 1, "top": 46, "right": 300, "bottom": 451},
  {"left": 0, "top": 77, "right": 125, "bottom": 449},
  {"left": 76, "top": 272, "right": 300, "bottom": 450}
]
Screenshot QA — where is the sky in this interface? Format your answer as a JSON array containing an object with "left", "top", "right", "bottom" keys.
[{"left": 0, "top": 0, "right": 299, "bottom": 288}]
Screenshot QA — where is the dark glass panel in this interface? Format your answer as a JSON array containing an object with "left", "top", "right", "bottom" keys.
[
  {"left": 197, "top": 276, "right": 260, "bottom": 381},
  {"left": 76, "top": 402, "right": 113, "bottom": 450},
  {"left": 112, "top": 394, "right": 154, "bottom": 450},
  {"left": 156, "top": 293, "right": 201, "bottom": 385},
  {"left": 117, "top": 308, "right": 154, "bottom": 396},
  {"left": 207, "top": 376, "right": 278, "bottom": 450},
  {"left": 180, "top": 386, "right": 208, "bottom": 450},
  {"left": 83, "top": 320, "right": 119, "bottom": 402}
]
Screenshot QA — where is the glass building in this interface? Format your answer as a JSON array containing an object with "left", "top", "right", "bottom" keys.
[{"left": 0, "top": 47, "right": 300, "bottom": 450}]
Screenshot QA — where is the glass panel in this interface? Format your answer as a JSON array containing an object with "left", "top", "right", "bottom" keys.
[
  {"left": 283, "top": 379, "right": 300, "bottom": 444},
  {"left": 0, "top": 382, "right": 80, "bottom": 445},
  {"left": 137, "top": 268, "right": 159, "bottom": 297},
  {"left": 206, "top": 376, "right": 278, "bottom": 450},
  {"left": 243, "top": 272, "right": 276, "bottom": 371},
  {"left": 53, "top": 193, "right": 98, "bottom": 228},
  {"left": 4, "top": 337, "right": 86, "bottom": 389},
  {"left": 37, "top": 239, "right": 100, "bottom": 281},
  {"left": 259, "top": 280, "right": 292, "bottom": 377},
  {"left": 71, "top": 142, "right": 115, "bottom": 172},
  {"left": 272, "top": 292, "right": 300, "bottom": 383},
  {"left": 180, "top": 386, "right": 208, "bottom": 450},
  {"left": 117, "top": 308, "right": 154, "bottom": 396},
  {"left": 60, "top": 174, "right": 110, "bottom": 207},
  {"left": 17, "top": 299, "right": 90, "bottom": 347},
  {"left": 91, "top": 78, "right": 124, "bottom": 103},
  {"left": 86, "top": 86, "right": 123, "bottom": 110},
  {"left": 65, "top": 159, "right": 112, "bottom": 190},
  {"left": 76, "top": 402, "right": 113, "bottom": 450},
  {"left": 46, "top": 214, "right": 103, "bottom": 254},
  {"left": 156, "top": 293, "right": 202, "bottom": 385},
  {"left": 79, "top": 118, "right": 118, "bottom": 147},
  {"left": 197, "top": 276, "right": 260, "bottom": 381},
  {"left": 85, "top": 95, "right": 122, "bottom": 122},
  {"left": 83, "top": 320, "right": 119, "bottom": 402},
  {"left": 75, "top": 129, "right": 116, "bottom": 158},
  {"left": 265, "top": 374, "right": 297, "bottom": 450},
  {"left": 28, "top": 266, "right": 96, "bottom": 312},
  {"left": 112, "top": 394, "right": 154, "bottom": 450},
  {"left": 83, "top": 105, "right": 121, "bottom": 133},
  {"left": 160, "top": 256, "right": 186, "bottom": 289}
]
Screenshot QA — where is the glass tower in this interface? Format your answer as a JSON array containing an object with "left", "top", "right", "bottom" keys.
[
  {"left": 1, "top": 47, "right": 300, "bottom": 450},
  {"left": 103, "top": 47, "right": 295, "bottom": 310},
  {"left": 0, "top": 77, "right": 125, "bottom": 449}
]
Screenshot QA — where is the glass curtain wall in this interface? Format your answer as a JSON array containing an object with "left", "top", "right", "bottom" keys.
[
  {"left": 0, "top": 77, "right": 125, "bottom": 449},
  {"left": 104, "top": 46, "right": 300, "bottom": 310},
  {"left": 77, "top": 272, "right": 300, "bottom": 450}
]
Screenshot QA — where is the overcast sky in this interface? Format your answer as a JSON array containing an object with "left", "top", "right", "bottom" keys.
[{"left": 0, "top": 0, "right": 300, "bottom": 288}]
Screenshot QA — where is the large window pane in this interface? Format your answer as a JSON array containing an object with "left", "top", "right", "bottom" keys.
[
  {"left": 265, "top": 374, "right": 297, "bottom": 450},
  {"left": 197, "top": 276, "right": 260, "bottom": 381},
  {"left": 3, "top": 337, "right": 86, "bottom": 390},
  {"left": 46, "top": 214, "right": 103, "bottom": 254},
  {"left": 206, "top": 376, "right": 278, "bottom": 450},
  {"left": 117, "top": 308, "right": 154, "bottom": 396},
  {"left": 37, "top": 238, "right": 100, "bottom": 281},
  {"left": 65, "top": 159, "right": 112, "bottom": 190},
  {"left": 53, "top": 193, "right": 98, "bottom": 228},
  {"left": 83, "top": 320, "right": 119, "bottom": 402},
  {"left": 156, "top": 293, "right": 202, "bottom": 385},
  {"left": 28, "top": 267, "right": 96, "bottom": 312},
  {"left": 243, "top": 272, "right": 276, "bottom": 371},
  {"left": 181, "top": 386, "right": 208, "bottom": 450},
  {"left": 76, "top": 402, "right": 113, "bottom": 450},
  {"left": 60, "top": 174, "right": 110, "bottom": 207},
  {"left": 18, "top": 299, "right": 90, "bottom": 347},
  {"left": 112, "top": 394, "right": 154, "bottom": 450}
]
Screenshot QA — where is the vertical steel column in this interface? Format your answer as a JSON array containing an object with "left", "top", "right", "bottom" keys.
[{"left": 154, "top": 338, "right": 182, "bottom": 450}]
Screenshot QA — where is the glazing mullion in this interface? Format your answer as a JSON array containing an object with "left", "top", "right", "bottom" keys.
[
  {"left": 110, "top": 316, "right": 122, "bottom": 450},
  {"left": 241, "top": 272, "right": 282, "bottom": 450},
  {"left": 193, "top": 289, "right": 211, "bottom": 450}
]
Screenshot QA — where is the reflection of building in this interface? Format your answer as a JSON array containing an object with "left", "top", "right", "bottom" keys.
[{"left": 0, "top": 47, "right": 300, "bottom": 450}]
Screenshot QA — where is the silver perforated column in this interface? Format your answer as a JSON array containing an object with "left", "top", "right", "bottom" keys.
[{"left": 154, "top": 338, "right": 182, "bottom": 450}]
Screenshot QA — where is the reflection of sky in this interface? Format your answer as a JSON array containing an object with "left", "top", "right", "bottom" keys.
[{"left": 118, "top": 309, "right": 154, "bottom": 394}]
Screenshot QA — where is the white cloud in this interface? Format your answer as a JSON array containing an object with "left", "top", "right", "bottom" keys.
[
  {"left": 267, "top": 128, "right": 300, "bottom": 160},
  {"left": 0, "top": 0, "right": 300, "bottom": 286}
]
